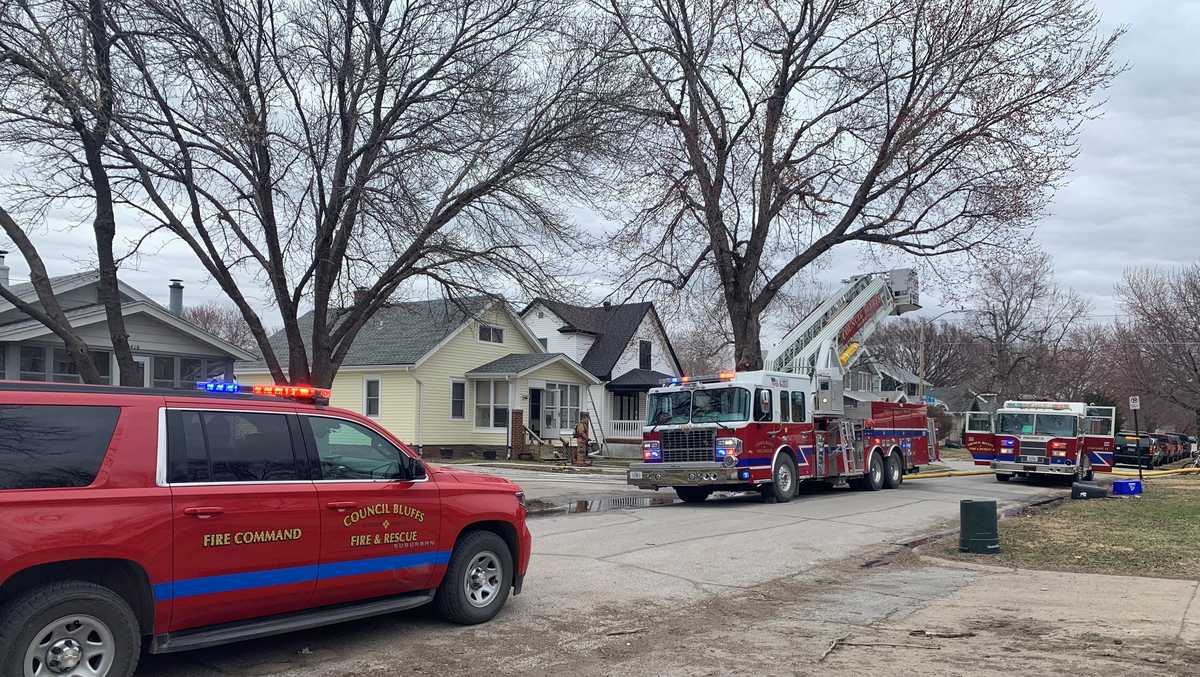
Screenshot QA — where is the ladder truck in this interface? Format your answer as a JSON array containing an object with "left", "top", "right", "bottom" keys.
[{"left": 627, "top": 269, "right": 940, "bottom": 503}]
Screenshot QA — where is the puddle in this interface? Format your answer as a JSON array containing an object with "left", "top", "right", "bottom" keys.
[{"left": 527, "top": 494, "right": 678, "bottom": 516}]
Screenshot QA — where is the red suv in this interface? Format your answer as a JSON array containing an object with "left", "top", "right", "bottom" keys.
[{"left": 0, "top": 381, "right": 530, "bottom": 677}]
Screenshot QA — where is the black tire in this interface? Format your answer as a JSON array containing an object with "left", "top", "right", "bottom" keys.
[
  {"left": 995, "top": 473, "right": 1012, "bottom": 482},
  {"left": 0, "top": 581, "right": 140, "bottom": 677},
  {"left": 764, "top": 453, "right": 798, "bottom": 503},
  {"left": 674, "top": 486, "right": 713, "bottom": 503},
  {"left": 852, "top": 452, "right": 884, "bottom": 491},
  {"left": 435, "top": 530, "right": 513, "bottom": 625},
  {"left": 883, "top": 453, "right": 903, "bottom": 489}
]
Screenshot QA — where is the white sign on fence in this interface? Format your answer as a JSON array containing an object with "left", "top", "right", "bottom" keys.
[{"left": 1129, "top": 395, "right": 1141, "bottom": 411}]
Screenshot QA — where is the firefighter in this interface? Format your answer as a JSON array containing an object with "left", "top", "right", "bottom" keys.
[{"left": 573, "top": 411, "right": 592, "bottom": 466}]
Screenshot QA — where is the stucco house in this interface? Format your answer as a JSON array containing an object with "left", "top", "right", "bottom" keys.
[
  {"left": 0, "top": 256, "right": 254, "bottom": 385},
  {"left": 519, "top": 299, "right": 683, "bottom": 457},
  {"left": 236, "top": 296, "right": 599, "bottom": 458}
]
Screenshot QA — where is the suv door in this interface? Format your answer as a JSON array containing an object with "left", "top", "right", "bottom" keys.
[
  {"left": 299, "top": 415, "right": 442, "bottom": 607},
  {"left": 164, "top": 408, "right": 320, "bottom": 632}
]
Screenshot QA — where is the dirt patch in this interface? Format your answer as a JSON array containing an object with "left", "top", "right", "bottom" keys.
[{"left": 930, "top": 477, "right": 1200, "bottom": 579}]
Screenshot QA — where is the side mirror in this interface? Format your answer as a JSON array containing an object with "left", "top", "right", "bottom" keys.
[{"left": 408, "top": 456, "right": 427, "bottom": 481}]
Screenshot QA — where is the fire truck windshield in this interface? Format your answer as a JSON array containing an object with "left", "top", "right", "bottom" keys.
[
  {"left": 647, "top": 387, "right": 751, "bottom": 425},
  {"left": 997, "top": 412, "right": 1078, "bottom": 437}
]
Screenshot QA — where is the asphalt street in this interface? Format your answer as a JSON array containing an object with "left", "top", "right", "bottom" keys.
[{"left": 137, "top": 470, "right": 1061, "bottom": 676}]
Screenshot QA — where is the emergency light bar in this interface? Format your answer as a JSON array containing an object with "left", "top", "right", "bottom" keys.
[
  {"left": 1002, "top": 401, "right": 1074, "bottom": 411},
  {"left": 196, "top": 380, "right": 241, "bottom": 394},
  {"left": 252, "top": 384, "right": 332, "bottom": 403},
  {"left": 659, "top": 371, "right": 737, "bottom": 386}
]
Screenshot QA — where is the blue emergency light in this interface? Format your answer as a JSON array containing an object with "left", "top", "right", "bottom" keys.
[{"left": 196, "top": 380, "right": 241, "bottom": 394}]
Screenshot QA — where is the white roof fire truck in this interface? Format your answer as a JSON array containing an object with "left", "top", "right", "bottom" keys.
[
  {"left": 627, "top": 269, "right": 940, "bottom": 503},
  {"left": 963, "top": 401, "right": 1115, "bottom": 482}
]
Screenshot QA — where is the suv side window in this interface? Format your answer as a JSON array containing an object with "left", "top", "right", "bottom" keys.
[
  {"left": 302, "top": 416, "right": 410, "bottom": 481},
  {"left": 0, "top": 405, "right": 120, "bottom": 489},
  {"left": 167, "top": 410, "right": 300, "bottom": 483}
]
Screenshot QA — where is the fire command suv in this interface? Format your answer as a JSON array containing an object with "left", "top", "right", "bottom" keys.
[
  {"left": 0, "top": 381, "right": 531, "bottom": 677},
  {"left": 963, "top": 400, "right": 1116, "bottom": 482},
  {"left": 627, "top": 269, "right": 941, "bottom": 502}
]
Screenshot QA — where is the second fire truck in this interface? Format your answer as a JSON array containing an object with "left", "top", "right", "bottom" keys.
[{"left": 963, "top": 400, "right": 1116, "bottom": 482}]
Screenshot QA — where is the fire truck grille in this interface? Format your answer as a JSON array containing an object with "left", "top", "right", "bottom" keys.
[
  {"left": 661, "top": 429, "right": 716, "bottom": 463},
  {"left": 1019, "top": 440, "right": 1047, "bottom": 462}
]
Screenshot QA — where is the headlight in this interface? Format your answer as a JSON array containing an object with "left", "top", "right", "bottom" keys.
[
  {"left": 714, "top": 437, "right": 742, "bottom": 459},
  {"left": 642, "top": 440, "right": 661, "bottom": 461}
]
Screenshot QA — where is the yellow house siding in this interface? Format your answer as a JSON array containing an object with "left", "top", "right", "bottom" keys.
[
  {"left": 235, "top": 368, "right": 418, "bottom": 442},
  {"left": 413, "top": 306, "right": 541, "bottom": 447}
]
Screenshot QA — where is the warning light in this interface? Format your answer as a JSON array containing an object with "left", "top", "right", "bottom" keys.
[
  {"left": 718, "top": 370, "right": 735, "bottom": 381},
  {"left": 252, "top": 384, "right": 332, "bottom": 403},
  {"left": 196, "top": 380, "right": 241, "bottom": 394}
]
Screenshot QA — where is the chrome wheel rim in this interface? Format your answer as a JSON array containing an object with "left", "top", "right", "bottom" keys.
[
  {"left": 872, "top": 457, "right": 882, "bottom": 484},
  {"left": 24, "top": 614, "right": 114, "bottom": 677},
  {"left": 464, "top": 551, "right": 503, "bottom": 608},
  {"left": 775, "top": 461, "right": 793, "bottom": 493},
  {"left": 890, "top": 460, "right": 900, "bottom": 482}
]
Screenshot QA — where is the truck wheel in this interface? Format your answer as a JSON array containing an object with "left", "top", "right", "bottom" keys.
[
  {"left": 764, "top": 453, "right": 798, "bottom": 503},
  {"left": 852, "top": 452, "right": 884, "bottom": 491},
  {"left": 995, "top": 473, "right": 1012, "bottom": 482},
  {"left": 674, "top": 486, "right": 713, "bottom": 503},
  {"left": 883, "top": 453, "right": 903, "bottom": 489},
  {"left": 435, "top": 530, "right": 513, "bottom": 625},
  {"left": 0, "top": 581, "right": 140, "bottom": 677}
]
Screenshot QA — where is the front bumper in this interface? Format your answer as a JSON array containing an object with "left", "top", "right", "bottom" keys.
[
  {"left": 627, "top": 461, "right": 744, "bottom": 489},
  {"left": 991, "top": 460, "right": 1077, "bottom": 476}
]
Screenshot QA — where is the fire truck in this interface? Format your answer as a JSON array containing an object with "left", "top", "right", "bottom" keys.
[
  {"left": 963, "top": 401, "right": 1116, "bottom": 482},
  {"left": 627, "top": 269, "right": 942, "bottom": 503}
]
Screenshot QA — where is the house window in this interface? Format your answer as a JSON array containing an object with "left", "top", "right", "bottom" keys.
[
  {"left": 20, "top": 346, "right": 46, "bottom": 381},
  {"left": 614, "top": 393, "right": 639, "bottom": 421},
  {"left": 364, "top": 378, "right": 381, "bottom": 417},
  {"left": 52, "top": 348, "right": 81, "bottom": 383},
  {"left": 548, "top": 383, "right": 581, "bottom": 428},
  {"left": 538, "top": 337, "right": 548, "bottom": 350},
  {"left": 478, "top": 324, "right": 504, "bottom": 344},
  {"left": 638, "top": 340, "right": 651, "bottom": 370},
  {"left": 474, "top": 380, "right": 509, "bottom": 429},
  {"left": 153, "top": 356, "right": 176, "bottom": 388},
  {"left": 450, "top": 380, "right": 466, "bottom": 420},
  {"left": 180, "top": 358, "right": 203, "bottom": 386}
]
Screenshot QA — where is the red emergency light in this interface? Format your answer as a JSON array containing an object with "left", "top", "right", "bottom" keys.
[{"left": 252, "top": 384, "right": 332, "bottom": 403}]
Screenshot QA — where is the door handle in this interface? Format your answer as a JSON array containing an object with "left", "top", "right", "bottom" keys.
[
  {"left": 183, "top": 506, "right": 223, "bottom": 518},
  {"left": 326, "top": 501, "right": 358, "bottom": 511}
]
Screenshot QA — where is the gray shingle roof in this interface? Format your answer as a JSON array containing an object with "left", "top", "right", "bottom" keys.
[
  {"left": 242, "top": 296, "right": 494, "bottom": 372},
  {"left": 466, "top": 353, "right": 564, "bottom": 376},
  {"left": 525, "top": 299, "right": 678, "bottom": 380},
  {"left": 606, "top": 368, "right": 672, "bottom": 391}
]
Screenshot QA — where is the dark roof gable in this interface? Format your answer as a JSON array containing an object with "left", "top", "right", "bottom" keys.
[{"left": 523, "top": 298, "right": 680, "bottom": 381}]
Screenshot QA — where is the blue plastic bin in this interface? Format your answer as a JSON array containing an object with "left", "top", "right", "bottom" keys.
[{"left": 1112, "top": 479, "right": 1143, "bottom": 496}]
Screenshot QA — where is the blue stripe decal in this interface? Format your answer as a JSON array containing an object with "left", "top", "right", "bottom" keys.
[
  {"left": 970, "top": 454, "right": 995, "bottom": 461},
  {"left": 154, "top": 550, "right": 451, "bottom": 602},
  {"left": 1090, "top": 452, "right": 1114, "bottom": 465}
]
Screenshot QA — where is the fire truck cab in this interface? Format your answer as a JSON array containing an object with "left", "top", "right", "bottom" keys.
[
  {"left": 964, "top": 401, "right": 1115, "bottom": 482},
  {"left": 626, "top": 369, "right": 940, "bottom": 503}
]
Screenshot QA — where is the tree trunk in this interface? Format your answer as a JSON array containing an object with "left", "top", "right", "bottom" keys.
[{"left": 731, "top": 313, "right": 764, "bottom": 371}]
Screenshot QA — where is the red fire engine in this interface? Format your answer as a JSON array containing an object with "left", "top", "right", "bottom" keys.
[
  {"left": 626, "top": 370, "right": 940, "bottom": 502},
  {"left": 627, "top": 268, "right": 940, "bottom": 502},
  {"left": 963, "top": 401, "right": 1115, "bottom": 482}
]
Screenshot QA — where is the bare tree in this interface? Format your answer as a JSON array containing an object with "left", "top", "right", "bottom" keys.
[
  {"left": 0, "top": 0, "right": 144, "bottom": 384},
  {"left": 62, "top": 0, "right": 634, "bottom": 387},
  {"left": 967, "top": 252, "right": 1089, "bottom": 399},
  {"left": 181, "top": 301, "right": 259, "bottom": 353},
  {"left": 865, "top": 317, "right": 980, "bottom": 388},
  {"left": 1109, "top": 266, "right": 1200, "bottom": 432},
  {"left": 598, "top": 0, "right": 1122, "bottom": 369}
]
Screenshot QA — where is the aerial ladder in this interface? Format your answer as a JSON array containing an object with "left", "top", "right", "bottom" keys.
[{"left": 766, "top": 267, "right": 921, "bottom": 382}]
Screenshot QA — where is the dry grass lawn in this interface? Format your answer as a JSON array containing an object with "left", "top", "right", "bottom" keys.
[{"left": 933, "top": 477, "right": 1200, "bottom": 579}]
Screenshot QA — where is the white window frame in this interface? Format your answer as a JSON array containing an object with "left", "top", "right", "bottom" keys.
[
  {"left": 363, "top": 376, "right": 382, "bottom": 418},
  {"left": 473, "top": 379, "right": 510, "bottom": 431},
  {"left": 546, "top": 382, "right": 581, "bottom": 429},
  {"left": 449, "top": 378, "right": 467, "bottom": 421},
  {"left": 477, "top": 323, "right": 505, "bottom": 344}
]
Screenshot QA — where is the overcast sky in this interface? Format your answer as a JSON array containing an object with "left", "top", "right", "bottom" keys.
[{"left": 2, "top": 0, "right": 1196, "bottom": 329}]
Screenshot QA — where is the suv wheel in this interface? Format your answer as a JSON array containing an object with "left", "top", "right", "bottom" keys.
[
  {"left": 435, "top": 530, "right": 513, "bottom": 625},
  {"left": 0, "top": 581, "right": 140, "bottom": 677}
]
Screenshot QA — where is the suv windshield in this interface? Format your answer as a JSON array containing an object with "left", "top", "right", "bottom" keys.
[{"left": 647, "top": 387, "right": 751, "bottom": 425}]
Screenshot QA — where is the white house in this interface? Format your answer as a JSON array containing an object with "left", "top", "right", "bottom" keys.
[{"left": 520, "top": 299, "right": 683, "bottom": 457}]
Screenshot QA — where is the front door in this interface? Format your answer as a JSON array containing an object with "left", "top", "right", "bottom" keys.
[
  {"left": 165, "top": 408, "right": 320, "bottom": 632},
  {"left": 132, "top": 356, "right": 150, "bottom": 387},
  {"left": 529, "top": 389, "right": 542, "bottom": 437},
  {"left": 543, "top": 387, "right": 560, "bottom": 439},
  {"left": 300, "top": 415, "right": 442, "bottom": 608}
]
